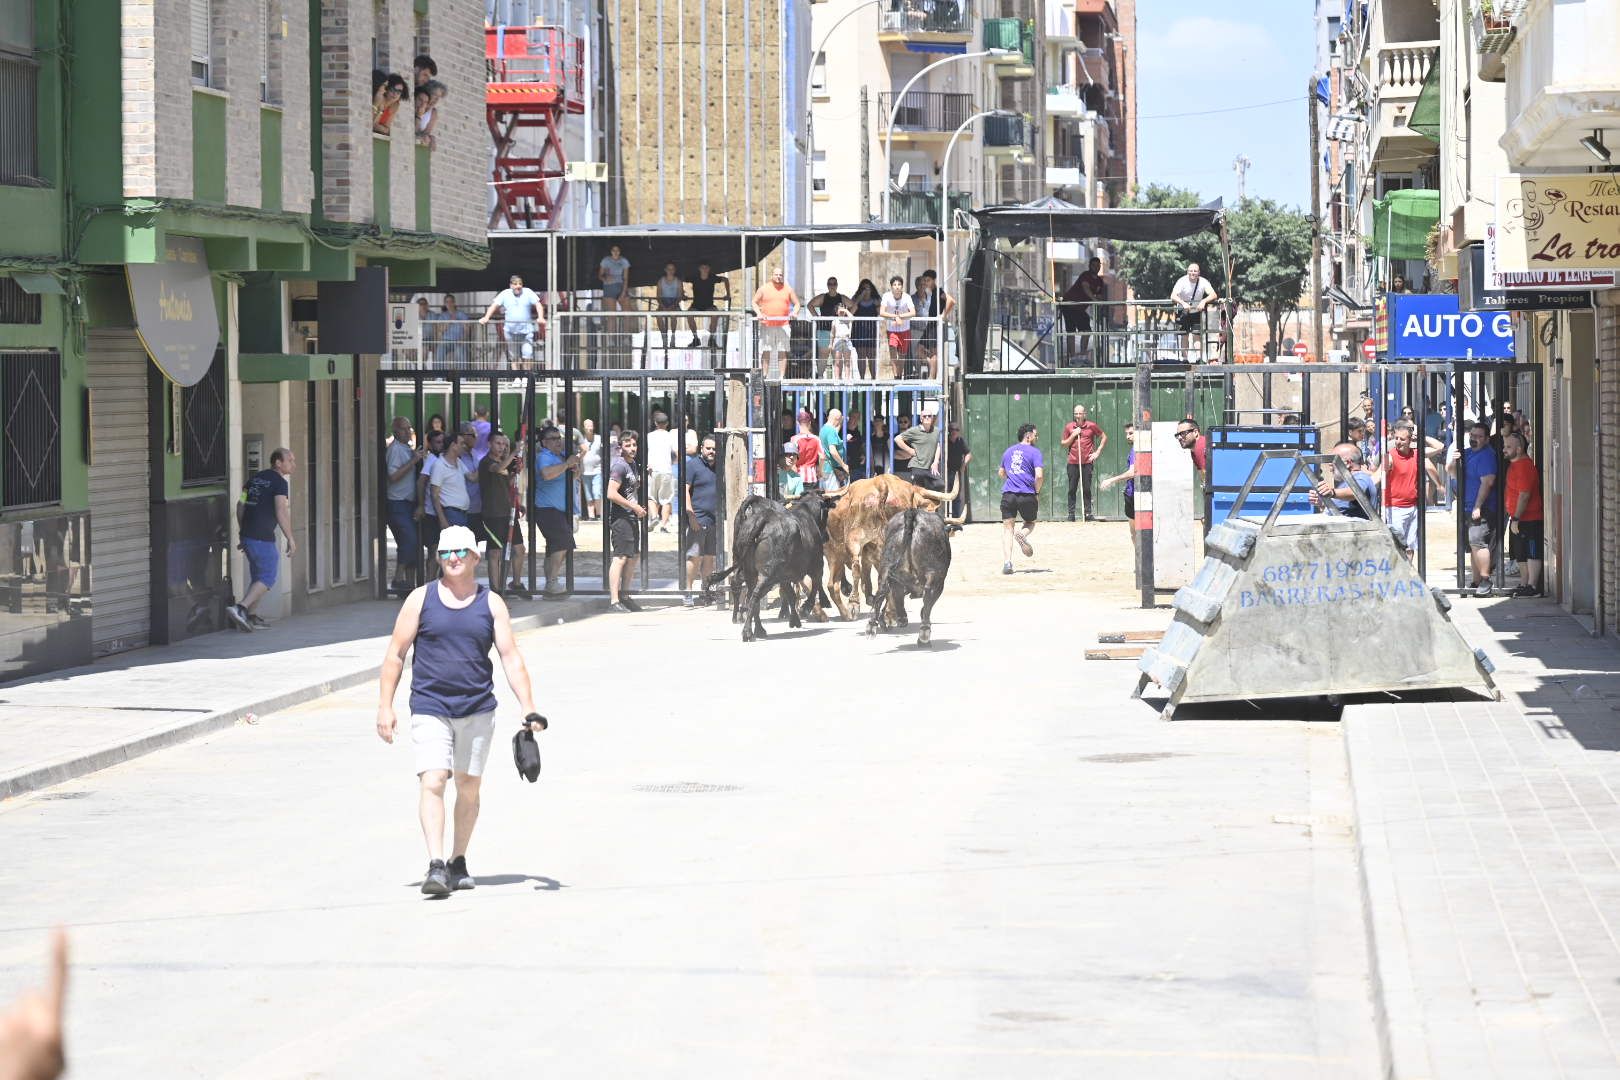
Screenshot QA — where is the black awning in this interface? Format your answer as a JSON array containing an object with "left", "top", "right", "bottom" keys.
[
  {"left": 434, "top": 223, "right": 940, "bottom": 294},
  {"left": 972, "top": 206, "right": 1223, "bottom": 243}
]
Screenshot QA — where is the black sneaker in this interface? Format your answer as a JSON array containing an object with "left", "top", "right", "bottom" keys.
[
  {"left": 507, "top": 583, "right": 532, "bottom": 601},
  {"left": 421, "top": 859, "right": 450, "bottom": 896},
  {"left": 1512, "top": 585, "right": 1540, "bottom": 599},
  {"left": 619, "top": 595, "right": 642, "bottom": 612},
  {"left": 608, "top": 601, "right": 633, "bottom": 614},
  {"left": 224, "top": 604, "right": 252, "bottom": 632},
  {"left": 447, "top": 855, "right": 475, "bottom": 890},
  {"left": 247, "top": 613, "right": 271, "bottom": 630}
]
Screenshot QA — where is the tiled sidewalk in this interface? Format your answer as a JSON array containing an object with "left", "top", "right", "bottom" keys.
[
  {"left": 0, "top": 592, "right": 611, "bottom": 799},
  {"left": 1346, "top": 598, "right": 1620, "bottom": 1078}
]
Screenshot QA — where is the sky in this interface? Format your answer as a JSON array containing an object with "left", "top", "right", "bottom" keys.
[{"left": 1132, "top": 0, "right": 1316, "bottom": 210}]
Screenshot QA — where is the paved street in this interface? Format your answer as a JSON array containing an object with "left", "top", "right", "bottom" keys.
[{"left": 0, "top": 533, "right": 1379, "bottom": 1078}]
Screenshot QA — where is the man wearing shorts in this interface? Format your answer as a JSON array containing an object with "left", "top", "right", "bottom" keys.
[
  {"left": 375, "top": 524, "right": 544, "bottom": 897},
  {"left": 227, "top": 447, "right": 297, "bottom": 631},
  {"left": 1450, "top": 421, "right": 1500, "bottom": 596},
  {"left": 880, "top": 275, "right": 916, "bottom": 379},
  {"left": 752, "top": 266, "right": 799, "bottom": 377},
  {"left": 606, "top": 430, "right": 648, "bottom": 612},
  {"left": 479, "top": 274, "right": 544, "bottom": 365},
  {"left": 685, "top": 435, "right": 720, "bottom": 601},
  {"left": 1503, "top": 432, "right": 1543, "bottom": 598},
  {"left": 477, "top": 432, "right": 528, "bottom": 599},
  {"left": 645, "top": 411, "right": 678, "bottom": 532},
  {"left": 998, "top": 424, "right": 1043, "bottom": 575},
  {"left": 533, "top": 425, "right": 580, "bottom": 598},
  {"left": 1100, "top": 423, "right": 1139, "bottom": 539},
  {"left": 1169, "top": 263, "right": 1217, "bottom": 359}
]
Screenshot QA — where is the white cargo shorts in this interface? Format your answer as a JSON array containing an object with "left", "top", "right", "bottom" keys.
[{"left": 410, "top": 710, "right": 497, "bottom": 777}]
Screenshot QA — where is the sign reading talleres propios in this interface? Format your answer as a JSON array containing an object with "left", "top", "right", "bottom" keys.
[
  {"left": 126, "top": 235, "right": 221, "bottom": 387},
  {"left": 1495, "top": 174, "right": 1620, "bottom": 274},
  {"left": 1387, "top": 294, "right": 1515, "bottom": 360}
]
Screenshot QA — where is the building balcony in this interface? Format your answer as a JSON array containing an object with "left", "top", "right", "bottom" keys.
[
  {"left": 1044, "top": 0, "right": 1078, "bottom": 43},
  {"left": 1046, "top": 84, "right": 1085, "bottom": 117},
  {"left": 1366, "top": 39, "right": 1439, "bottom": 170},
  {"left": 984, "top": 18, "right": 1035, "bottom": 73},
  {"left": 888, "top": 189, "right": 974, "bottom": 226},
  {"left": 984, "top": 113, "right": 1033, "bottom": 156},
  {"left": 1045, "top": 155, "right": 1083, "bottom": 188},
  {"left": 878, "top": 91, "right": 974, "bottom": 141},
  {"left": 1074, "top": 45, "right": 1112, "bottom": 88},
  {"left": 1501, "top": 0, "right": 1620, "bottom": 167},
  {"left": 877, "top": 0, "right": 974, "bottom": 44}
]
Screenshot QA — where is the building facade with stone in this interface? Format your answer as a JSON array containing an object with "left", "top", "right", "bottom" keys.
[{"left": 0, "top": 0, "right": 487, "bottom": 683}]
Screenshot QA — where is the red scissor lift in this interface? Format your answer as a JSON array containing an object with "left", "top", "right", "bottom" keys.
[{"left": 486, "top": 25, "right": 585, "bottom": 230}]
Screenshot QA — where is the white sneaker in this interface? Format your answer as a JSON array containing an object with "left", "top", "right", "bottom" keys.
[{"left": 1474, "top": 580, "right": 1491, "bottom": 598}]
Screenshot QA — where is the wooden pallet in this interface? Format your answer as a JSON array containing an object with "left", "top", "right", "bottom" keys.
[
  {"left": 1096, "top": 630, "right": 1164, "bottom": 644},
  {"left": 1085, "top": 646, "right": 1149, "bottom": 660}
]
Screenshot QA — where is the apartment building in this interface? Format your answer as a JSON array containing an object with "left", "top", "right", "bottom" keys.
[{"left": 0, "top": 0, "right": 486, "bottom": 682}]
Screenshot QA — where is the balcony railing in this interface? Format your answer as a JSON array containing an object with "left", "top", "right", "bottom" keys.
[
  {"left": 879, "top": 90, "right": 973, "bottom": 134},
  {"left": 878, "top": 0, "right": 973, "bottom": 36},
  {"left": 984, "top": 113, "right": 1031, "bottom": 149},
  {"left": 984, "top": 18, "right": 1035, "bottom": 66},
  {"left": 888, "top": 189, "right": 974, "bottom": 226},
  {"left": 1075, "top": 46, "right": 1111, "bottom": 87},
  {"left": 1373, "top": 41, "right": 1439, "bottom": 100}
]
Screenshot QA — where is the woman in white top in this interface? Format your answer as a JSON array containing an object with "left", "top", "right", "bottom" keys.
[
  {"left": 598, "top": 245, "right": 631, "bottom": 312},
  {"left": 578, "top": 418, "right": 604, "bottom": 520}
]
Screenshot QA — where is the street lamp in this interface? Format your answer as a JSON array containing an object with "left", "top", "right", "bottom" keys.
[
  {"left": 804, "top": 0, "right": 886, "bottom": 227},
  {"left": 882, "top": 48, "right": 1014, "bottom": 221}
]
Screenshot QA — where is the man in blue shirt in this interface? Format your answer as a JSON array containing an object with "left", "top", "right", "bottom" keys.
[
  {"left": 478, "top": 274, "right": 545, "bottom": 365},
  {"left": 998, "top": 424, "right": 1043, "bottom": 576},
  {"left": 1312, "top": 441, "right": 1379, "bottom": 519},
  {"left": 684, "top": 434, "right": 720, "bottom": 601},
  {"left": 1449, "top": 420, "right": 1501, "bottom": 596},
  {"left": 533, "top": 425, "right": 580, "bottom": 598},
  {"left": 227, "top": 448, "right": 297, "bottom": 632}
]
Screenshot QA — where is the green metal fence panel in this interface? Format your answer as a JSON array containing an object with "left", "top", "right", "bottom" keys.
[{"left": 965, "top": 371, "right": 1224, "bottom": 522}]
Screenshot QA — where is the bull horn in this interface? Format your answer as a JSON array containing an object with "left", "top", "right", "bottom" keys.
[
  {"left": 914, "top": 476, "right": 960, "bottom": 503},
  {"left": 944, "top": 512, "right": 967, "bottom": 526}
]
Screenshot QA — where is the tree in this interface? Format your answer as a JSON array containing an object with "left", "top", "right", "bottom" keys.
[
  {"left": 1226, "top": 197, "right": 1314, "bottom": 359},
  {"left": 1115, "top": 184, "right": 1223, "bottom": 321}
]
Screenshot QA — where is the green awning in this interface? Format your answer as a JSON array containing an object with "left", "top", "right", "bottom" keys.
[
  {"left": 1409, "top": 63, "right": 1441, "bottom": 142},
  {"left": 1374, "top": 188, "right": 1440, "bottom": 262}
]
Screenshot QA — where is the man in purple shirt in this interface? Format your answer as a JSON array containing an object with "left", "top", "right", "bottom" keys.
[{"left": 998, "top": 423, "right": 1044, "bottom": 575}]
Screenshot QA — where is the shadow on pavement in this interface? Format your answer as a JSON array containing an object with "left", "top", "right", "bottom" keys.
[{"left": 1475, "top": 600, "right": 1620, "bottom": 753}]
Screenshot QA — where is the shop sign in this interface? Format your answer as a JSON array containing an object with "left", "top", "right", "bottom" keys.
[
  {"left": 1494, "top": 175, "right": 1620, "bottom": 276},
  {"left": 126, "top": 236, "right": 220, "bottom": 387},
  {"left": 1388, "top": 294, "right": 1515, "bottom": 360},
  {"left": 1461, "top": 243, "right": 1592, "bottom": 312}
]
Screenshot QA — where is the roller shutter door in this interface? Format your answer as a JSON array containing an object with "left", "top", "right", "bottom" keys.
[{"left": 87, "top": 331, "right": 151, "bottom": 657}]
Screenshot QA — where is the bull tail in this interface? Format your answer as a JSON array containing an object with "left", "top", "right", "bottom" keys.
[
  {"left": 705, "top": 565, "right": 740, "bottom": 589},
  {"left": 902, "top": 510, "right": 920, "bottom": 583}
]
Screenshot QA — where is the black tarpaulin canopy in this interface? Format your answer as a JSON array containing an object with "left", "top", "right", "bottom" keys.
[
  {"left": 972, "top": 205, "right": 1224, "bottom": 243},
  {"left": 434, "top": 223, "right": 941, "bottom": 294}
]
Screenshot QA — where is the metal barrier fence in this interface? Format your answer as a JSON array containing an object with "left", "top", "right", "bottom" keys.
[
  {"left": 987, "top": 299, "right": 1228, "bottom": 371},
  {"left": 402, "top": 313, "right": 947, "bottom": 381}
]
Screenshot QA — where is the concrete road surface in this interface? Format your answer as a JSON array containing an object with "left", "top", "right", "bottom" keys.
[{"left": 0, "top": 585, "right": 1378, "bottom": 1078}]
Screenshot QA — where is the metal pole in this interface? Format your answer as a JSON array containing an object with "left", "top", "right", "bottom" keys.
[
  {"left": 1308, "top": 77, "right": 1325, "bottom": 370},
  {"left": 1416, "top": 366, "right": 1427, "bottom": 584},
  {"left": 882, "top": 50, "right": 1009, "bottom": 221},
  {"left": 807, "top": 0, "right": 884, "bottom": 231},
  {"left": 1134, "top": 361, "right": 1154, "bottom": 607},
  {"left": 1454, "top": 364, "right": 1467, "bottom": 592}
]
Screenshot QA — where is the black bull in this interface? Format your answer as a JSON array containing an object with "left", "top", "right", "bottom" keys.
[
  {"left": 865, "top": 509, "right": 952, "bottom": 647},
  {"left": 706, "top": 491, "right": 834, "bottom": 642}
]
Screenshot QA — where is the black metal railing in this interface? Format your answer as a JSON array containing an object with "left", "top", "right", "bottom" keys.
[
  {"left": 879, "top": 90, "right": 972, "bottom": 133},
  {"left": 984, "top": 113, "right": 1028, "bottom": 147},
  {"left": 181, "top": 348, "right": 227, "bottom": 486},
  {"left": 889, "top": 190, "right": 973, "bottom": 226},
  {"left": 0, "top": 55, "right": 40, "bottom": 187},
  {"left": 879, "top": 0, "right": 973, "bottom": 35},
  {"left": 1, "top": 350, "right": 61, "bottom": 508}
]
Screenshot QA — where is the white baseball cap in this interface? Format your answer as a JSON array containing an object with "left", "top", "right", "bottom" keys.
[{"left": 437, "top": 524, "right": 480, "bottom": 554}]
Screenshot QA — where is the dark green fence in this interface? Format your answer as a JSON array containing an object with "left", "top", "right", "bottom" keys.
[{"left": 963, "top": 371, "right": 1225, "bottom": 522}]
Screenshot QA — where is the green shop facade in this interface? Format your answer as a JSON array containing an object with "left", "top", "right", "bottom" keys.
[{"left": 0, "top": 0, "right": 485, "bottom": 682}]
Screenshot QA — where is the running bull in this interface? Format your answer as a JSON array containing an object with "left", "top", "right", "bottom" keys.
[
  {"left": 824, "top": 473, "right": 960, "bottom": 621},
  {"left": 865, "top": 509, "right": 952, "bottom": 647},
  {"left": 707, "top": 490, "right": 835, "bottom": 641}
]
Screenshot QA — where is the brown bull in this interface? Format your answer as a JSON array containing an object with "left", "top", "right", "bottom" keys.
[{"left": 823, "top": 474, "right": 960, "bottom": 621}]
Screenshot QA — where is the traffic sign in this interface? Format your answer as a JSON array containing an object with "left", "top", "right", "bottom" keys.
[
  {"left": 1292, "top": 342, "right": 1309, "bottom": 358},
  {"left": 1362, "top": 340, "right": 1377, "bottom": 360}
]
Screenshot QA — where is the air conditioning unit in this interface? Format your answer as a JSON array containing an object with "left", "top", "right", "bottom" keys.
[{"left": 565, "top": 161, "right": 608, "bottom": 183}]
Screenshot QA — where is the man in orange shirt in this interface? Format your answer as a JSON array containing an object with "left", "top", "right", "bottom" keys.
[
  {"left": 752, "top": 266, "right": 800, "bottom": 378},
  {"left": 1503, "top": 432, "right": 1543, "bottom": 598}
]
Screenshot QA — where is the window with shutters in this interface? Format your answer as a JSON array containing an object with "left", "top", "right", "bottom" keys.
[
  {"left": 181, "top": 349, "right": 227, "bottom": 486},
  {"left": 191, "top": 0, "right": 211, "bottom": 86},
  {"left": 0, "top": 279, "right": 42, "bottom": 324},
  {"left": 1, "top": 350, "right": 62, "bottom": 509},
  {"left": 0, "top": 2, "right": 39, "bottom": 187}
]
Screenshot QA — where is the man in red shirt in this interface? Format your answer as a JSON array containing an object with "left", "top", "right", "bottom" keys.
[
  {"left": 1380, "top": 420, "right": 1441, "bottom": 558},
  {"left": 1175, "top": 419, "right": 1208, "bottom": 474},
  {"left": 792, "top": 410, "right": 822, "bottom": 489},
  {"left": 1503, "top": 432, "right": 1543, "bottom": 597},
  {"left": 1059, "top": 403, "right": 1107, "bottom": 521},
  {"left": 752, "top": 267, "right": 800, "bottom": 378}
]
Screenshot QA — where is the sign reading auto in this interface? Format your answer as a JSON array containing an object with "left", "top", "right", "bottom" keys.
[
  {"left": 1495, "top": 174, "right": 1620, "bottom": 274},
  {"left": 1388, "top": 294, "right": 1515, "bottom": 360}
]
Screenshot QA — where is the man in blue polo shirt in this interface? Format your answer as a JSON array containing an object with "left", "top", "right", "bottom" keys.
[
  {"left": 533, "top": 425, "right": 580, "bottom": 598},
  {"left": 227, "top": 448, "right": 297, "bottom": 631},
  {"left": 1450, "top": 420, "right": 1501, "bottom": 596}
]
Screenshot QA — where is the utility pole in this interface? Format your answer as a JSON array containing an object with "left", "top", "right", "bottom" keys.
[
  {"left": 1307, "top": 78, "right": 1324, "bottom": 367},
  {"left": 860, "top": 86, "right": 871, "bottom": 228},
  {"left": 1233, "top": 155, "right": 1251, "bottom": 202}
]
